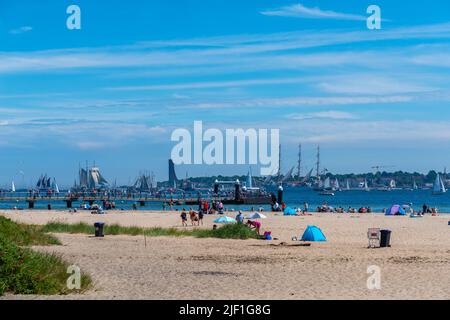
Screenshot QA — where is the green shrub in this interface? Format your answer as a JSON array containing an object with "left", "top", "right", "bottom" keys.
[
  {"left": 0, "top": 216, "right": 60, "bottom": 246},
  {"left": 0, "top": 237, "right": 91, "bottom": 295},
  {"left": 42, "top": 221, "right": 259, "bottom": 240},
  {"left": 0, "top": 217, "right": 91, "bottom": 296},
  {"left": 193, "top": 223, "right": 260, "bottom": 239}
]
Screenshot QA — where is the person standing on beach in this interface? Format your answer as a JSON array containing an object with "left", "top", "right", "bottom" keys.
[
  {"left": 198, "top": 209, "right": 204, "bottom": 226},
  {"left": 422, "top": 204, "right": 428, "bottom": 215},
  {"left": 236, "top": 211, "right": 244, "bottom": 224},
  {"left": 303, "top": 202, "right": 309, "bottom": 213},
  {"left": 189, "top": 208, "right": 199, "bottom": 226}
]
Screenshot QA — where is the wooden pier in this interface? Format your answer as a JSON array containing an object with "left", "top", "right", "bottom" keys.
[{"left": 0, "top": 193, "right": 272, "bottom": 208}]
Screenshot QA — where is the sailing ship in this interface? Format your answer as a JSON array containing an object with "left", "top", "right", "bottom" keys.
[
  {"left": 36, "top": 174, "right": 59, "bottom": 192},
  {"left": 78, "top": 163, "right": 109, "bottom": 190},
  {"left": 318, "top": 176, "right": 335, "bottom": 195},
  {"left": 133, "top": 172, "right": 155, "bottom": 192},
  {"left": 432, "top": 174, "right": 446, "bottom": 195}
]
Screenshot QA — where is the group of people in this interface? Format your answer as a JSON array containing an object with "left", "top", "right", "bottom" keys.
[
  {"left": 199, "top": 200, "right": 224, "bottom": 215},
  {"left": 235, "top": 211, "right": 262, "bottom": 234},
  {"left": 180, "top": 208, "right": 204, "bottom": 226},
  {"left": 179, "top": 208, "right": 263, "bottom": 235},
  {"left": 271, "top": 201, "right": 287, "bottom": 212}
]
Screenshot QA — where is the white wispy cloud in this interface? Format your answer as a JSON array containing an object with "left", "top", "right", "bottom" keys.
[
  {"left": 317, "top": 75, "right": 436, "bottom": 95},
  {"left": 106, "top": 77, "right": 308, "bottom": 91},
  {"left": 170, "top": 95, "right": 413, "bottom": 110},
  {"left": 287, "top": 111, "right": 358, "bottom": 121},
  {"left": 2, "top": 23, "right": 450, "bottom": 75},
  {"left": 261, "top": 3, "right": 366, "bottom": 21},
  {"left": 9, "top": 26, "right": 33, "bottom": 35}
]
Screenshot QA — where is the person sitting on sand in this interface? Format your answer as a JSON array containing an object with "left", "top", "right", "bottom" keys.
[
  {"left": 180, "top": 208, "right": 188, "bottom": 227},
  {"left": 247, "top": 220, "right": 261, "bottom": 235}
]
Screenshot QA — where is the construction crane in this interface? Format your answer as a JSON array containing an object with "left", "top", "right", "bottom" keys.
[{"left": 371, "top": 165, "right": 396, "bottom": 172}]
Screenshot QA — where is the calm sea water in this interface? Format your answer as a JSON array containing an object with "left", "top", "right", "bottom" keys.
[{"left": 1, "top": 187, "right": 450, "bottom": 213}]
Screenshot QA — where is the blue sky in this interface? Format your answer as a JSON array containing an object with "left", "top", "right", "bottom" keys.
[{"left": 1, "top": 0, "right": 450, "bottom": 187}]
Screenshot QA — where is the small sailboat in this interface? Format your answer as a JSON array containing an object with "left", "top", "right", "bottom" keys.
[
  {"left": 432, "top": 174, "right": 446, "bottom": 195},
  {"left": 389, "top": 179, "right": 396, "bottom": 190},
  {"left": 363, "top": 179, "right": 370, "bottom": 192},
  {"left": 413, "top": 179, "right": 418, "bottom": 190},
  {"left": 333, "top": 178, "right": 340, "bottom": 191},
  {"left": 11, "top": 181, "right": 16, "bottom": 192},
  {"left": 323, "top": 177, "right": 331, "bottom": 190}
]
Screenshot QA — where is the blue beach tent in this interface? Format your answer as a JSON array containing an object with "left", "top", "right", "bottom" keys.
[
  {"left": 283, "top": 207, "right": 297, "bottom": 216},
  {"left": 301, "top": 225, "right": 327, "bottom": 242},
  {"left": 385, "top": 204, "right": 406, "bottom": 216}
]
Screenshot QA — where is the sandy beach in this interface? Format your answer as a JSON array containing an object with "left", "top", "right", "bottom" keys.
[{"left": 1, "top": 210, "right": 449, "bottom": 300}]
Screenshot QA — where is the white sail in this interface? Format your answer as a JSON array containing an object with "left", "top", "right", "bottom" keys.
[
  {"left": 334, "top": 178, "right": 340, "bottom": 189},
  {"left": 55, "top": 183, "right": 60, "bottom": 193},
  {"left": 346, "top": 179, "right": 350, "bottom": 190},
  {"left": 389, "top": 179, "right": 396, "bottom": 188},
  {"left": 433, "top": 174, "right": 446, "bottom": 194},
  {"left": 323, "top": 177, "right": 331, "bottom": 189},
  {"left": 281, "top": 166, "right": 294, "bottom": 183},
  {"left": 441, "top": 176, "right": 447, "bottom": 193},
  {"left": 413, "top": 179, "right": 418, "bottom": 190},
  {"left": 11, "top": 181, "right": 15, "bottom": 192},
  {"left": 364, "top": 179, "right": 369, "bottom": 191},
  {"left": 246, "top": 168, "right": 253, "bottom": 188}
]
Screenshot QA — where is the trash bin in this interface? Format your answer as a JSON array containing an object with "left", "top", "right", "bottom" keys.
[
  {"left": 380, "top": 229, "right": 391, "bottom": 247},
  {"left": 94, "top": 222, "right": 105, "bottom": 237}
]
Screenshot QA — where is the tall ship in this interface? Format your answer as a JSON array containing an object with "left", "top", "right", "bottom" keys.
[
  {"left": 132, "top": 172, "right": 156, "bottom": 192},
  {"left": 76, "top": 163, "right": 109, "bottom": 190},
  {"left": 36, "top": 174, "right": 59, "bottom": 193}
]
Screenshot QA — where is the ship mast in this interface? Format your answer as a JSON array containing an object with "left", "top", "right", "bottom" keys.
[{"left": 316, "top": 145, "right": 320, "bottom": 182}]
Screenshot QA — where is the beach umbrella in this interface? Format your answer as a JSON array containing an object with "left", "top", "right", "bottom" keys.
[
  {"left": 247, "top": 212, "right": 267, "bottom": 219},
  {"left": 213, "top": 216, "right": 236, "bottom": 224}
]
